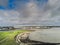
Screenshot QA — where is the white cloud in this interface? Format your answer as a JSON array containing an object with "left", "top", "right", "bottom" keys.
[
  {"left": 0, "top": 0, "right": 8, "bottom": 7},
  {"left": 0, "top": 10, "right": 20, "bottom": 25},
  {"left": 19, "top": 0, "right": 60, "bottom": 25},
  {"left": 0, "top": 0, "right": 60, "bottom": 26}
]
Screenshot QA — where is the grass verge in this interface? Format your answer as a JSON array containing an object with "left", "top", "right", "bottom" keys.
[{"left": 0, "top": 30, "right": 29, "bottom": 45}]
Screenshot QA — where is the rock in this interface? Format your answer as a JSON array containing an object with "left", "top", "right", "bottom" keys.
[
  {"left": 15, "top": 28, "right": 60, "bottom": 45},
  {"left": 15, "top": 32, "right": 30, "bottom": 45},
  {"left": 29, "top": 29, "right": 60, "bottom": 43}
]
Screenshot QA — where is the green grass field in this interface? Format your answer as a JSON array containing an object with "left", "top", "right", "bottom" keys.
[{"left": 0, "top": 30, "right": 29, "bottom": 45}]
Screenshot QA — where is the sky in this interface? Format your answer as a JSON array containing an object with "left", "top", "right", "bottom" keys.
[{"left": 0, "top": 0, "right": 60, "bottom": 26}]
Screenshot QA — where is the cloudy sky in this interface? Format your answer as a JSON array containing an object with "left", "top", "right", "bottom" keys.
[{"left": 0, "top": 0, "right": 60, "bottom": 26}]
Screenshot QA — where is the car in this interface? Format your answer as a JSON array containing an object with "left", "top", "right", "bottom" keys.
[{"left": 15, "top": 28, "right": 60, "bottom": 45}]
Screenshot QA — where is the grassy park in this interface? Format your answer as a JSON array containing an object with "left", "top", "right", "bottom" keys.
[{"left": 0, "top": 30, "right": 30, "bottom": 45}]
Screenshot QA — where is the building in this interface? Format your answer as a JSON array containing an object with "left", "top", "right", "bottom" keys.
[
  {"left": 0, "top": 26, "right": 15, "bottom": 31},
  {"left": 22, "top": 26, "right": 52, "bottom": 30}
]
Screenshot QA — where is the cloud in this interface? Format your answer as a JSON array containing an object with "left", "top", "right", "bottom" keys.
[
  {"left": 18, "top": 0, "right": 60, "bottom": 26},
  {"left": 0, "top": 0, "right": 60, "bottom": 26},
  {"left": 0, "top": 0, "right": 8, "bottom": 6},
  {"left": 0, "top": 10, "right": 20, "bottom": 26}
]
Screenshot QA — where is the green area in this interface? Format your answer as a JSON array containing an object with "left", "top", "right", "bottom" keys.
[{"left": 0, "top": 30, "right": 29, "bottom": 45}]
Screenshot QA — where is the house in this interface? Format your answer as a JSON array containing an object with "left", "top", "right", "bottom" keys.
[
  {"left": 21, "top": 26, "right": 52, "bottom": 30},
  {"left": 0, "top": 26, "right": 15, "bottom": 31}
]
